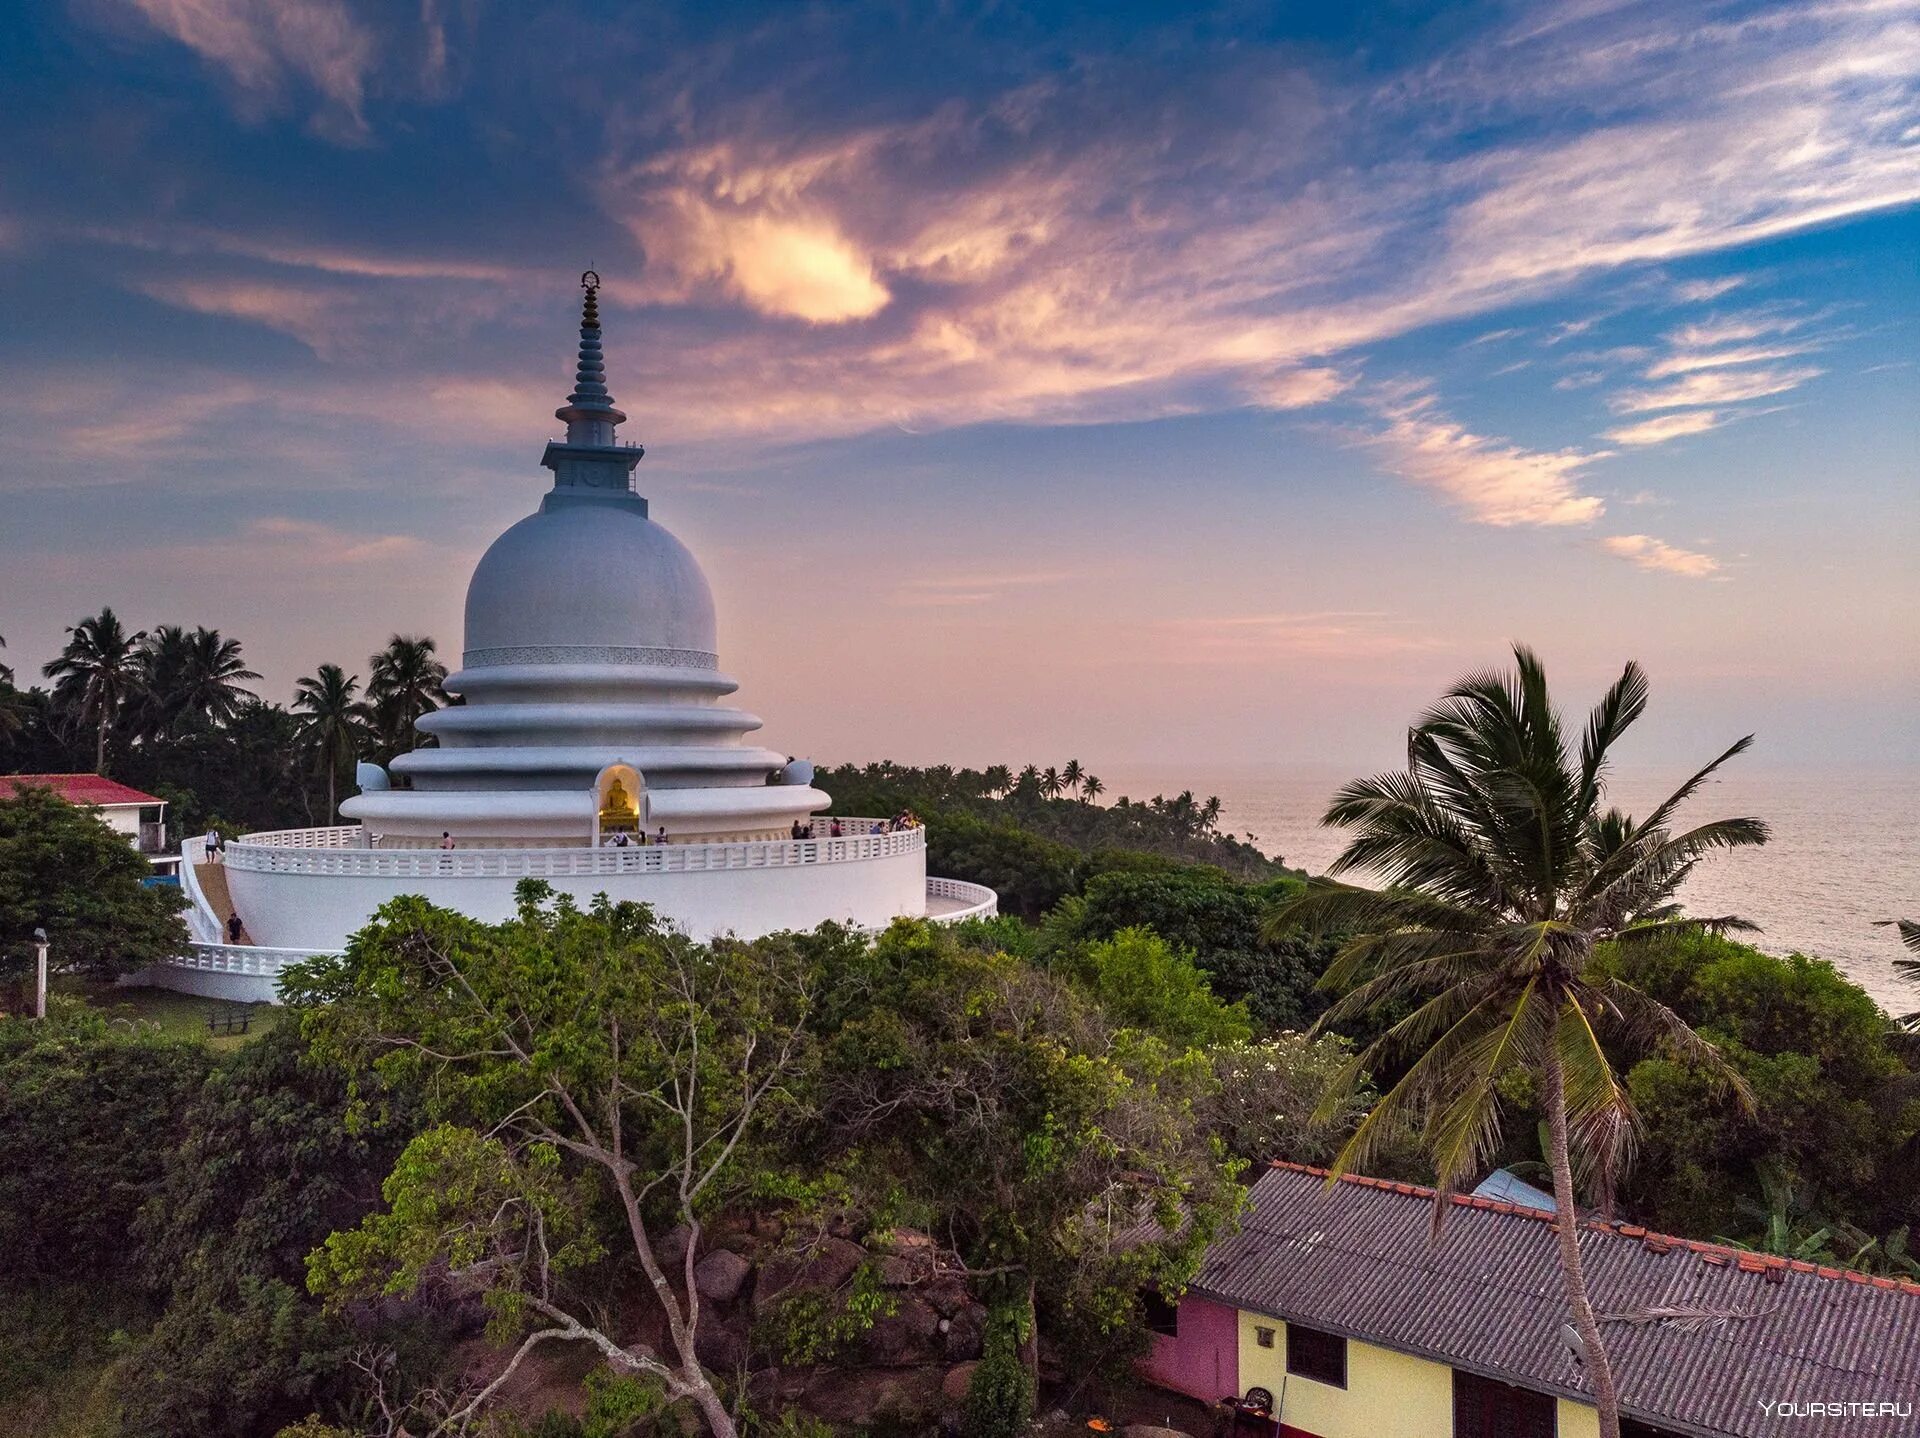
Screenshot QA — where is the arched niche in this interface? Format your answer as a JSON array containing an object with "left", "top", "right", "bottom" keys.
[{"left": 593, "top": 763, "right": 647, "bottom": 845}]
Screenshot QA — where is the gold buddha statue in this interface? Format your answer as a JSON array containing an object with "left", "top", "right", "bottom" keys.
[{"left": 599, "top": 775, "right": 640, "bottom": 832}]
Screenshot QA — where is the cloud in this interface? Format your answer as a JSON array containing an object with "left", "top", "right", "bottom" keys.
[
  {"left": 1151, "top": 611, "right": 1449, "bottom": 662},
  {"left": 895, "top": 570, "right": 1075, "bottom": 607},
  {"left": 1360, "top": 388, "right": 1604, "bottom": 527},
  {"left": 1600, "top": 533, "right": 1720, "bottom": 577},
  {"left": 1644, "top": 342, "right": 1817, "bottom": 378},
  {"left": 1554, "top": 369, "right": 1606, "bottom": 390},
  {"left": 1672, "top": 275, "right": 1748, "bottom": 303},
  {"left": 125, "top": 0, "right": 376, "bottom": 135},
  {"left": 1604, "top": 410, "right": 1728, "bottom": 446},
  {"left": 1663, "top": 308, "right": 1813, "bottom": 349},
  {"left": 1244, "top": 367, "right": 1355, "bottom": 410},
  {"left": 241, "top": 516, "right": 423, "bottom": 563},
  {"left": 1612, "top": 364, "right": 1822, "bottom": 412}
]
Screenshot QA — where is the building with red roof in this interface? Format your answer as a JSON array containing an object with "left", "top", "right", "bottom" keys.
[{"left": 4, "top": 773, "right": 172, "bottom": 859}]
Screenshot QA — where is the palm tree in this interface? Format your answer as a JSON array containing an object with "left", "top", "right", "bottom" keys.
[
  {"left": 0, "top": 632, "right": 11, "bottom": 686},
  {"left": 1081, "top": 774, "right": 1105, "bottom": 802},
  {"left": 1039, "top": 766, "right": 1063, "bottom": 800},
  {"left": 43, "top": 608, "right": 147, "bottom": 774},
  {"left": 1061, "top": 758, "right": 1084, "bottom": 793},
  {"left": 294, "top": 664, "right": 369, "bottom": 822},
  {"left": 179, "top": 627, "right": 259, "bottom": 727},
  {"left": 1267, "top": 645, "right": 1767, "bottom": 1438},
  {"left": 367, "top": 634, "right": 448, "bottom": 756},
  {"left": 983, "top": 764, "right": 1013, "bottom": 798},
  {"left": 132, "top": 625, "right": 193, "bottom": 739},
  {"left": 1200, "top": 794, "right": 1223, "bottom": 833},
  {"left": 1876, "top": 919, "right": 1920, "bottom": 1029}
]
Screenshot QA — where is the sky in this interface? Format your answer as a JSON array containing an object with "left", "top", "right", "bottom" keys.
[{"left": 0, "top": 0, "right": 1915, "bottom": 772}]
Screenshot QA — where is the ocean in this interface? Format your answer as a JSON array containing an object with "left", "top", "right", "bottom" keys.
[{"left": 1093, "top": 763, "right": 1920, "bottom": 1015}]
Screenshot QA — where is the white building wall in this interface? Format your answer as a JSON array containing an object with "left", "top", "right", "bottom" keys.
[
  {"left": 97, "top": 804, "right": 141, "bottom": 841},
  {"left": 226, "top": 843, "right": 928, "bottom": 949}
]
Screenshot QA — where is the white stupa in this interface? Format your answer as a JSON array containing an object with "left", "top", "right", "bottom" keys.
[{"left": 150, "top": 275, "right": 995, "bottom": 1001}]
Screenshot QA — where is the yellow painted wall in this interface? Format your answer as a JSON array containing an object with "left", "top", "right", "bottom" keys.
[
  {"left": 1556, "top": 1398, "right": 1600, "bottom": 1438},
  {"left": 1233, "top": 1308, "right": 1598, "bottom": 1437}
]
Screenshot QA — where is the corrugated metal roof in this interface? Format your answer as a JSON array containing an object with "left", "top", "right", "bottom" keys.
[
  {"left": 1471, "top": 1167, "right": 1557, "bottom": 1213},
  {"left": 1191, "top": 1163, "right": 1920, "bottom": 1438},
  {"left": 4, "top": 773, "right": 164, "bottom": 807}
]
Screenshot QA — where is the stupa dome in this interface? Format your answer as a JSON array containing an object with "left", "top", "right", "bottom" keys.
[{"left": 463, "top": 503, "right": 717, "bottom": 668}]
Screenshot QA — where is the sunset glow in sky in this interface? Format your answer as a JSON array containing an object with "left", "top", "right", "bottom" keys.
[{"left": 2, "top": 1, "right": 1915, "bottom": 768}]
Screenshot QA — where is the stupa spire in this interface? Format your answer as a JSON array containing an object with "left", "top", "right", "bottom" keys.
[
  {"left": 555, "top": 270, "right": 628, "bottom": 444},
  {"left": 542, "top": 269, "right": 645, "bottom": 505}
]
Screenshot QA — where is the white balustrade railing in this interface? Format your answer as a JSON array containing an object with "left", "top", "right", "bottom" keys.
[
  {"left": 225, "top": 820, "right": 925, "bottom": 878},
  {"left": 177, "top": 941, "right": 337, "bottom": 975},
  {"left": 239, "top": 824, "right": 369, "bottom": 849},
  {"left": 924, "top": 876, "right": 999, "bottom": 922},
  {"left": 177, "top": 836, "right": 226, "bottom": 944}
]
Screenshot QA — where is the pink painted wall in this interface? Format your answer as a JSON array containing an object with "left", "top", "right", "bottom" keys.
[{"left": 1141, "top": 1296, "right": 1240, "bottom": 1403}]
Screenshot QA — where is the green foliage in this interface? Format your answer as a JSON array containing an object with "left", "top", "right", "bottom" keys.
[
  {"left": 1047, "top": 868, "right": 1326, "bottom": 1030},
  {"left": 580, "top": 1367, "right": 670, "bottom": 1438},
  {"left": 0, "top": 789, "right": 188, "bottom": 981},
  {"left": 1202, "top": 1033, "right": 1412, "bottom": 1170},
  {"left": 293, "top": 882, "right": 824, "bottom": 1433},
  {"left": 273, "top": 1420, "right": 356, "bottom": 1438},
  {"left": 0, "top": 1011, "right": 213, "bottom": 1283},
  {"left": 755, "top": 1258, "right": 898, "bottom": 1365},
  {"left": 929, "top": 811, "right": 1081, "bottom": 918},
  {"left": 806, "top": 920, "right": 1243, "bottom": 1363},
  {"left": 135, "top": 1022, "right": 412, "bottom": 1291},
  {"left": 1054, "top": 926, "right": 1252, "bottom": 1049},
  {"left": 308, "top": 1124, "right": 602, "bottom": 1336},
  {"left": 820, "top": 761, "right": 1289, "bottom": 884},
  {"left": 1610, "top": 932, "right": 1920, "bottom": 1241},
  {"left": 962, "top": 1302, "right": 1035, "bottom": 1438},
  {"left": 113, "top": 1275, "right": 348, "bottom": 1438}
]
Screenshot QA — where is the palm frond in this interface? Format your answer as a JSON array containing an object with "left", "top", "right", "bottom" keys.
[{"left": 1578, "top": 661, "right": 1649, "bottom": 813}]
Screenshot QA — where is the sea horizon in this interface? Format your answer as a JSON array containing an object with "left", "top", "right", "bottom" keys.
[{"left": 1089, "top": 759, "right": 1920, "bottom": 1015}]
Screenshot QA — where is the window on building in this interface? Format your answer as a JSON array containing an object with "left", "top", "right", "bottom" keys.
[
  {"left": 1453, "top": 1371, "right": 1555, "bottom": 1438},
  {"left": 1285, "top": 1324, "right": 1348, "bottom": 1388},
  {"left": 1254, "top": 1326, "right": 1276, "bottom": 1349},
  {"left": 1142, "top": 1290, "right": 1179, "bottom": 1337}
]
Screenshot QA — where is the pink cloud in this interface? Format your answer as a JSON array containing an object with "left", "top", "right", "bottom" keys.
[{"left": 1600, "top": 533, "right": 1720, "bottom": 577}]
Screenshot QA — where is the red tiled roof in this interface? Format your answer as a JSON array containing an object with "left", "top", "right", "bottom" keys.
[
  {"left": 1186, "top": 1163, "right": 1920, "bottom": 1438},
  {"left": 3, "top": 773, "right": 165, "bottom": 807}
]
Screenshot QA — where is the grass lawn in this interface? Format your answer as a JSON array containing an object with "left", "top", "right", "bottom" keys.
[{"left": 55, "top": 976, "right": 279, "bottom": 1050}]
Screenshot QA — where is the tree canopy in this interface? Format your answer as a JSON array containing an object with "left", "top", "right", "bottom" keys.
[{"left": 0, "top": 788, "right": 186, "bottom": 982}]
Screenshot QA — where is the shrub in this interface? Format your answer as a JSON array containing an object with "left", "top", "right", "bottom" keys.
[{"left": 963, "top": 1303, "right": 1035, "bottom": 1438}]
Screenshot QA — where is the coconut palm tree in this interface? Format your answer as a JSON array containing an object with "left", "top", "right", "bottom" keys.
[
  {"left": 132, "top": 624, "right": 258, "bottom": 737},
  {"left": 1200, "top": 794, "right": 1223, "bottom": 833},
  {"left": 43, "top": 607, "right": 147, "bottom": 774},
  {"left": 1061, "top": 758, "right": 1083, "bottom": 793},
  {"left": 367, "top": 634, "right": 448, "bottom": 757},
  {"left": 178, "top": 627, "right": 259, "bottom": 727},
  {"left": 1876, "top": 919, "right": 1920, "bottom": 1029},
  {"left": 1081, "top": 774, "right": 1105, "bottom": 802},
  {"left": 294, "top": 663, "right": 370, "bottom": 823},
  {"left": 132, "top": 625, "right": 193, "bottom": 739},
  {"left": 1266, "top": 645, "right": 1767, "bottom": 1438},
  {"left": 983, "top": 764, "right": 1013, "bottom": 798},
  {"left": 1039, "top": 766, "right": 1063, "bottom": 800}
]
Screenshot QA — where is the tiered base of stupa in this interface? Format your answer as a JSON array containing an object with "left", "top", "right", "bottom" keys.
[{"left": 137, "top": 825, "right": 995, "bottom": 1003}]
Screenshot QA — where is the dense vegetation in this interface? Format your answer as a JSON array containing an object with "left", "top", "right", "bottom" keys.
[
  {"left": 2, "top": 610, "right": 448, "bottom": 835},
  {"left": 3, "top": 631, "right": 1917, "bottom": 1437}
]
